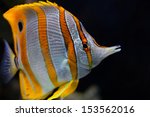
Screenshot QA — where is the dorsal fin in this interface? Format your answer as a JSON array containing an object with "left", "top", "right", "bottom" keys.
[
  {"left": 3, "top": 1, "right": 60, "bottom": 21},
  {"left": 0, "top": 40, "right": 18, "bottom": 83},
  {"left": 3, "top": 0, "right": 59, "bottom": 13}
]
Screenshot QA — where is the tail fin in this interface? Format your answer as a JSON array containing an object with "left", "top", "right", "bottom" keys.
[{"left": 0, "top": 40, "right": 18, "bottom": 83}]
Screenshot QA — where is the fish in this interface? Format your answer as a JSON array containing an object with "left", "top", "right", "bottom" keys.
[{"left": 0, "top": 1, "right": 121, "bottom": 100}]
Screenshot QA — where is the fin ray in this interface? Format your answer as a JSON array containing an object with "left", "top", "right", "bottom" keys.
[
  {"left": 0, "top": 40, "right": 18, "bottom": 83},
  {"left": 48, "top": 80, "right": 79, "bottom": 100}
]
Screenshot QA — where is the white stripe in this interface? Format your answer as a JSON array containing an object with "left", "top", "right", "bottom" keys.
[
  {"left": 41, "top": 6, "right": 72, "bottom": 82},
  {"left": 65, "top": 11, "right": 90, "bottom": 79},
  {"left": 25, "top": 9, "right": 55, "bottom": 93}
]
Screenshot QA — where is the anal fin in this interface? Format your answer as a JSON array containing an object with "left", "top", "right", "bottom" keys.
[{"left": 48, "top": 80, "right": 79, "bottom": 100}]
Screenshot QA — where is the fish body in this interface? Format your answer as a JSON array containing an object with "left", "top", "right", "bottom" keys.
[{"left": 0, "top": 1, "right": 121, "bottom": 99}]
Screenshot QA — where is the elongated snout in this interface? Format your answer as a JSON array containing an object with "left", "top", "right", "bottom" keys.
[
  {"left": 100, "top": 45, "right": 121, "bottom": 59},
  {"left": 92, "top": 45, "right": 121, "bottom": 68}
]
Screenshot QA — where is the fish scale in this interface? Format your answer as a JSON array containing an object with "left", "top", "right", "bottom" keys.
[
  {"left": 1, "top": 1, "right": 121, "bottom": 99},
  {"left": 26, "top": 8, "right": 55, "bottom": 94},
  {"left": 42, "top": 5, "right": 72, "bottom": 82}
]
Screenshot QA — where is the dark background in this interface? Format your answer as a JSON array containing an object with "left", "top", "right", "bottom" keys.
[{"left": 0, "top": 0, "right": 150, "bottom": 99}]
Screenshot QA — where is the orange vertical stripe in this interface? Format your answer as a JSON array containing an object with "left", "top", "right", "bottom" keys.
[
  {"left": 73, "top": 16, "right": 93, "bottom": 68},
  {"left": 30, "top": 6, "right": 60, "bottom": 87},
  {"left": 59, "top": 7, "right": 77, "bottom": 80}
]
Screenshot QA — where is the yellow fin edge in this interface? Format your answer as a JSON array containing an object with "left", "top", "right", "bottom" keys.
[{"left": 48, "top": 80, "right": 79, "bottom": 100}]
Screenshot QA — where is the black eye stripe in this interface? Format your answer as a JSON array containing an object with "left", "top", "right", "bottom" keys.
[{"left": 18, "top": 22, "right": 23, "bottom": 32}]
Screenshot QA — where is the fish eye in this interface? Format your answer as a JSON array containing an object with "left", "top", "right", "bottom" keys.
[{"left": 18, "top": 21, "right": 23, "bottom": 32}]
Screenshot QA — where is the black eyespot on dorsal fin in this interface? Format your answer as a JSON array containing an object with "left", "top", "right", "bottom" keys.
[
  {"left": 18, "top": 21, "right": 23, "bottom": 32},
  {"left": 83, "top": 43, "right": 88, "bottom": 49}
]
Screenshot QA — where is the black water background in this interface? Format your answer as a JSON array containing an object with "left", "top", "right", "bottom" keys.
[{"left": 0, "top": 0, "right": 150, "bottom": 99}]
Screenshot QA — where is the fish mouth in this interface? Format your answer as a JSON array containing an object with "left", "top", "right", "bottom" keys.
[
  {"left": 110, "top": 45, "right": 121, "bottom": 53},
  {"left": 104, "top": 45, "right": 121, "bottom": 56}
]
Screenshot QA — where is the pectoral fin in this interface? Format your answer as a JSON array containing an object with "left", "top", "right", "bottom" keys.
[{"left": 48, "top": 80, "right": 79, "bottom": 100}]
